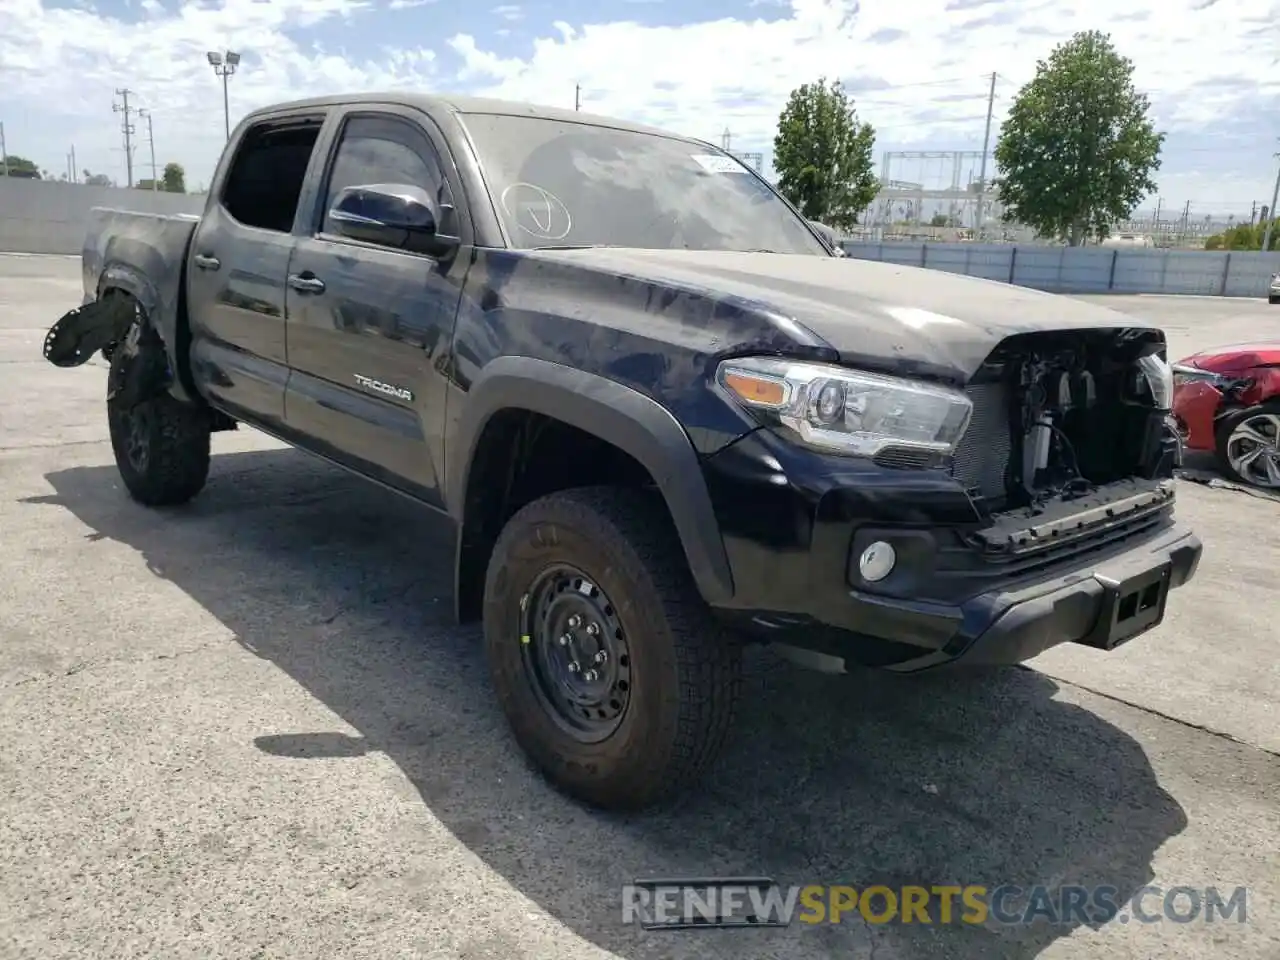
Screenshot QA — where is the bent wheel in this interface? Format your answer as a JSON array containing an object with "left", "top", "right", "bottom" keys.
[{"left": 483, "top": 486, "right": 742, "bottom": 811}]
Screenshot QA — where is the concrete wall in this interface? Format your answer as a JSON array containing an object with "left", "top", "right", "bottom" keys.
[
  {"left": 0, "top": 178, "right": 205, "bottom": 255},
  {"left": 840, "top": 240, "right": 1280, "bottom": 299}
]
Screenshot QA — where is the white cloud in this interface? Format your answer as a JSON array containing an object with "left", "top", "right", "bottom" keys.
[{"left": 1, "top": 0, "right": 1277, "bottom": 208}]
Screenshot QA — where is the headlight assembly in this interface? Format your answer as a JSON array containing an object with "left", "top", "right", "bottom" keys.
[
  {"left": 716, "top": 356, "right": 973, "bottom": 457},
  {"left": 1171, "top": 362, "right": 1230, "bottom": 388}
]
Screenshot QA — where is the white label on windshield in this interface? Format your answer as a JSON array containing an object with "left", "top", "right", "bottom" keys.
[{"left": 691, "top": 153, "right": 748, "bottom": 174}]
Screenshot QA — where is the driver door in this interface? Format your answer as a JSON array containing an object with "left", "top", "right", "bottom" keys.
[{"left": 283, "top": 107, "right": 467, "bottom": 507}]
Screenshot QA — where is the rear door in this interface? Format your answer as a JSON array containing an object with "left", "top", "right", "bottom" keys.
[
  {"left": 185, "top": 111, "right": 327, "bottom": 428},
  {"left": 283, "top": 105, "right": 472, "bottom": 506}
]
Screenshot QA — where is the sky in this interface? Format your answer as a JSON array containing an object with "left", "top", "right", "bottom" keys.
[{"left": 0, "top": 0, "right": 1277, "bottom": 219}]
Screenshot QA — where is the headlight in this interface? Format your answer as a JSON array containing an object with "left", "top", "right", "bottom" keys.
[
  {"left": 1171, "top": 363, "right": 1229, "bottom": 388},
  {"left": 716, "top": 356, "right": 972, "bottom": 457},
  {"left": 1137, "top": 354, "right": 1173, "bottom": 409}
]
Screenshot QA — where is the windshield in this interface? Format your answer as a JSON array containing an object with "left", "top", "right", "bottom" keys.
[{"left": 458, "top": 112, "right": 829, "bottom": 255}]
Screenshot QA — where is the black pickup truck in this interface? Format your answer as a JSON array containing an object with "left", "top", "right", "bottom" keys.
[{"left": 44, "top": 92, "right": 1202, "bottom": 811}]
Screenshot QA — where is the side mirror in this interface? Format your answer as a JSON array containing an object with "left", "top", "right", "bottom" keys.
[
  {"left": 808, "top": 220, "right": 846, "bottom": 256},
  {"left": 327, "top": 183, "right": 459, "bottom": 256}
]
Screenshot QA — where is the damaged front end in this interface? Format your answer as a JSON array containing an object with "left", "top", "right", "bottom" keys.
[{"left": 950, "top": 328, "right": 1181, "bottom": 558}]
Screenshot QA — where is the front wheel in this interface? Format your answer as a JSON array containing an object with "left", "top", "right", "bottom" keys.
[
  {"left": 1215, "top": 402, "right": 1280, "bottom": 489},
  {"left": 482, "top": 486, "right": 742, "bottom": 811}
]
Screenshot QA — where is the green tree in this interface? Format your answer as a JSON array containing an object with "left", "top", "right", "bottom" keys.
[
  {"left": 772, "top": 78, "right": 879, "bottom": 230},
  {"left": 993, "top": 31, "right": 1164, "bottom": 246},
  {"left": 1, "top": 154, "right": 41, "bottom": 178},
  {"left": 161, "top": 162, "right": 186, "bottom": 193},
  {"left": 1204, "top": 219, "right": 1280, "bottom": 251}
]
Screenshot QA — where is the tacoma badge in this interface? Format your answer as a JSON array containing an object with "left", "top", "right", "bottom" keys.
[{"left": 354, "top": 373, "right": 413, "bottom": 401}]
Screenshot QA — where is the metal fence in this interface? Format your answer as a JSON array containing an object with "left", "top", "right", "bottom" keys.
[{"left": 839, "top": 241, "right": 1280, "bottom": 299}]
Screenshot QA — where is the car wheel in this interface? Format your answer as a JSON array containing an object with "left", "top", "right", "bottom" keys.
[
  {"left": 482, "top": 486, "right": 742, "bottom": 811},
  {"left": 107, "top": 317, "right": 211, "bottom": 507},
  {"left": 1215, "top": 402, "right": 1280, "bottom": 489},
  {"left": 1268, "top": 295, "right": 1280, "bottom": 305}
]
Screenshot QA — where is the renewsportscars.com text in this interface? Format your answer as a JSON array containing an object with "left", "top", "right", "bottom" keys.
[{"left": 621, "top": 879, "right": 1248, "bottom": 930}]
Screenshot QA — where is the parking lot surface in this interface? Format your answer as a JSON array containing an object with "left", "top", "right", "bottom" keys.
[{"left": 1, "top": 255, "right": 1277, "bottom": 960}]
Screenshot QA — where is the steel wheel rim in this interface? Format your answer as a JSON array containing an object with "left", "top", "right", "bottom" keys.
[
  {"left": 519, "top": 563, "right": 633, "bottom": 744},
  {"left": 1226, "top": 413, "right": 1280, "bottom": 488}
]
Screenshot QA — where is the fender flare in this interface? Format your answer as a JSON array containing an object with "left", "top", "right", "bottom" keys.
[
  {"left": 449, "top": 356, "right": 736, "bottom": 606},
  {"left": 97, "top": 255, "right": 197, "bottom": 404}
]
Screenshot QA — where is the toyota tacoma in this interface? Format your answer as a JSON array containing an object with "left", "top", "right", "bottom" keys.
[{"left": 43, "top": 93, "right": 1202, "bottom": 811}]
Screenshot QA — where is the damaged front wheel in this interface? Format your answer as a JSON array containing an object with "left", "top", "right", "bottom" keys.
[{"left": 106, "top": 313, "right": 212, "bottom": 507}]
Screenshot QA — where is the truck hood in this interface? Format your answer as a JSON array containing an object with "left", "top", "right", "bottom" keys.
[{"left": 530, "top": 248, "right": 1159, "bottom": 382}]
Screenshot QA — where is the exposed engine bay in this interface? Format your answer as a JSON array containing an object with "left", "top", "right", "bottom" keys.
[{"left": 952, "top": 329, "right": 1178, "bottom": 514}]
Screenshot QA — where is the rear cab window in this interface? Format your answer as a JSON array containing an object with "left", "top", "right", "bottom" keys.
[{"left": 218, "top": 116, "right": 325, "bottom": 233}]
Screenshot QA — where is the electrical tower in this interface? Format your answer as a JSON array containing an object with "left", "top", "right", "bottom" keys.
[{"left": 112, "top": 88, "right": 137, "bottom": 188}]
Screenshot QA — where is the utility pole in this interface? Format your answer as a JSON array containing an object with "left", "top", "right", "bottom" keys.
[
  {"left": 0, "top": 121, "right": 8, "bottom": 177},
  {"left": 1262, "top": 151, "right": 1280, "bottom": 255},
  {"left": 574, "top": 83, "right": 580, "bottom": 111},
  {"left": 138, "top": 108, "right": 158, "bottom": 190},
  {"left": 1250, "top": 199, "right": 1258, "bottom": 226},
  {"left": 70, "top": 145, "right": 76, "bottom": 184},
  {"left": 974, "top": 71, "right": 997, "bottom": 236},
  {"left": 112, "top": 88, "right": 136, "bottom": 188},
  {"left": 1181, "top": 200, "right": 1191, "bottom": 242},
  {"left": 721, "top": 128, "right": 732, "bottom": 152}
]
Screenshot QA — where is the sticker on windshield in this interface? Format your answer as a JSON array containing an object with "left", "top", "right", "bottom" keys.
[{"left": 691, "top": 154, "right": 748, "bottom": 174}]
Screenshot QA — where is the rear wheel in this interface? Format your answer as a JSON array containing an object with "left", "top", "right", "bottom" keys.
[
  {"left": 482, "top": 486, "right": 742, "bottom": 811},
  {"left": 106, "top": 315, "right": 211, "bottom": 507},
  {"left": 1215, "top": 402, "right": 1280, "bottom": 489}
]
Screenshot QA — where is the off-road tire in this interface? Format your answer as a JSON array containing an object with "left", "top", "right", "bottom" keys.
[
  {"left": 1214, "top": 400, "right": 1280, "bottom": 487},
  {"left": 1268, "top": 294, "right": 1279, "bottom": 305},
  {"left": 106, "top": 323, "right": 211, "bottom": 507},
  {"left": 482, "top": 486, "right": 742, "bottom": 811}
]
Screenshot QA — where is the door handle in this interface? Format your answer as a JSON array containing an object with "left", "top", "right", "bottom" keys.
[
  {"left": 288, "top": 273, "right": 326, "bottom": 294},
  {"left": 193, "top": 253, "right": 220, "bottom": 271}
]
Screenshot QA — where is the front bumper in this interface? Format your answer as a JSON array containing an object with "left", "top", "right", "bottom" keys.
[
  {"left": 702, "top": 432, "right": 1202, "bottom": 673},
  {"left": 882, "top": 522, "right": 1201, "bottom": 671}
]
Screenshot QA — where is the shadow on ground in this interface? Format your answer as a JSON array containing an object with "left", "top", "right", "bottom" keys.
[{"left": 29, "top": 447, "right": 1188, "bottom": 959}]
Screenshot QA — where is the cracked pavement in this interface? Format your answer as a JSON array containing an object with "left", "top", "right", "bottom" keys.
[{"left": 0, "top": 255, "right": 1277, "bottom": 959}]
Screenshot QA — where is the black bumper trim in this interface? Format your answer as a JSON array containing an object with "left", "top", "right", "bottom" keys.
[{"left": 884, "top": 523, "right": 1202, "bottom": 672}]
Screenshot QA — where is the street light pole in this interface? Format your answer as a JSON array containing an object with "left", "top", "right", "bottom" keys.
[{"left": 206, "top": 50, "right": 241, "bottom": 141}]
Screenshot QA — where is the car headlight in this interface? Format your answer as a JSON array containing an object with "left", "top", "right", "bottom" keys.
[
  {"left": 1171, "top": 363, "right": 1230, "bottom": 389},
  {"left": 716, "top": 356, "right": 972, "bottom": 457}
]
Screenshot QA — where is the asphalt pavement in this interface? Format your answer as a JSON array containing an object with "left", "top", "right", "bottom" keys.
[{"left": 0, "top": 255, "right": 1276, "bottom": 960}]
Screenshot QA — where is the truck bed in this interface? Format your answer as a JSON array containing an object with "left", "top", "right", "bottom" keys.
[{"left": 79, "top": 207, "right": 201, "bottom": 389}]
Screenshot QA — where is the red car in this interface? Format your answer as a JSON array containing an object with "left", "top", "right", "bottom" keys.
[{"left": 1172, "top": 341, "right": 1280, "bottom": 488}]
